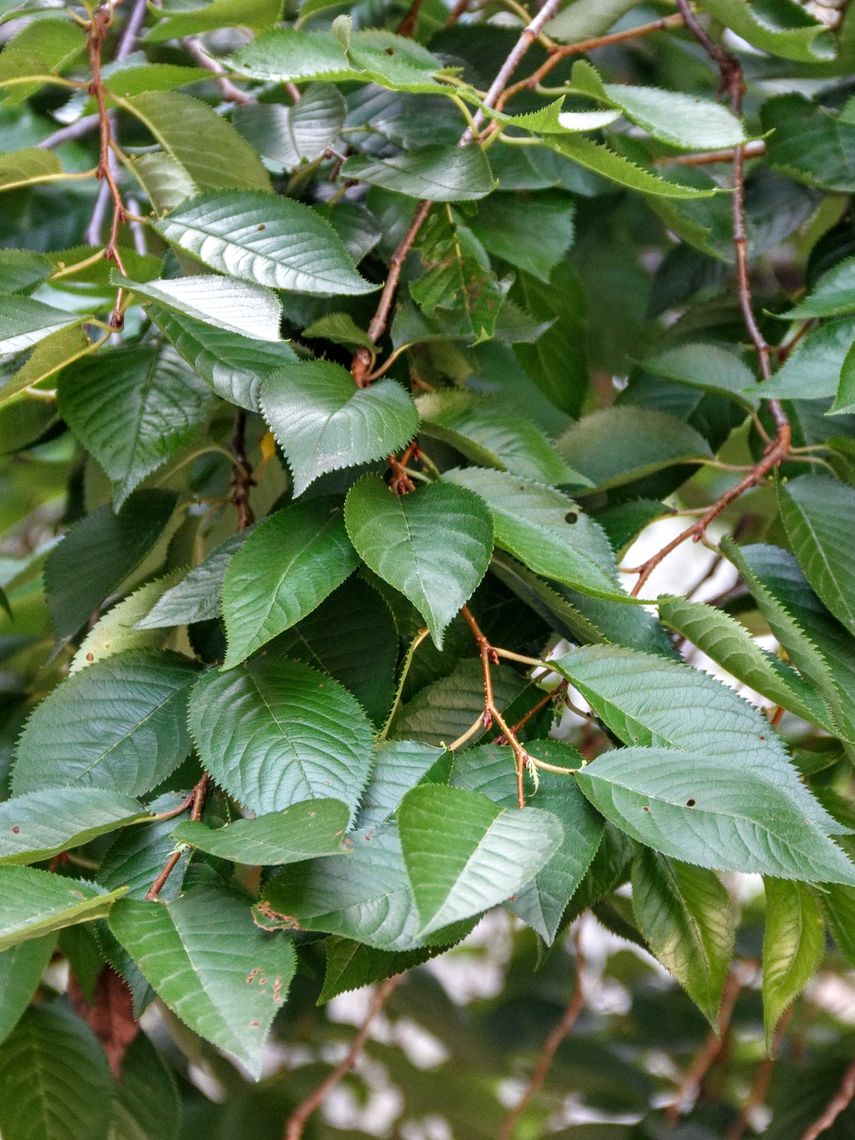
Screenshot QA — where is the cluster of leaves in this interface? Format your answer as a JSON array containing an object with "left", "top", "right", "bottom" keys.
[{"left": 3, "top": 0, "right": 855, "bottom": 1136}]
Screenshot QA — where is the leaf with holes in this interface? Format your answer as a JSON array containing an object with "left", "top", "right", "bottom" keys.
[
  {"left": 109, "top": 888, "right": 296, "bottom": 1077},
  {"left": 344, "top": 475, "right": 493, "bottom": 648},
  {"left": 221, "top": 498, "right": 357, "bottom": 667},
  {"left": 189, "top": 655, "right": 374, "bottom": 819},
  {"left": 260, "top": 360, "right": 418, "bottom": 496}
]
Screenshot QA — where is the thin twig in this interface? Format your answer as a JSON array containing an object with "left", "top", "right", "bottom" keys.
[
  {"left": 230, "top": 409, "right": 256, "bottom": 530},
  {"left": 284, "top": 976, "right": 401, "bottom": 1140},
  {"left": 182, "top": 37, "right": 253, "bottom": 104},
  {"left": 493, "top": 680, "right": 567, "bottom": 744},
  {"left": 498, "top": 928, "right": 586, "bottom": 1139},
  {"left": 445, "top": 0, "right": 470, "bottom": 25},
  {"left": 145, "top": 774, "right": 209, "bottom": 901},
  {"left": 726, "top": 1008, "right": 792, "bottom": 1140},
  {"left": 397, "top": 0, "right": 427, "bottom": 37},
  {"left": 38, "top": 113, "right": 101, "bottom": 149},
  {"left": 657, "top": 139, "right": 766, "bottom": 166},
  {"left": 801, "top": 1055, "right": 855, "bottom": 1140},
  {"left": 667, "top": 971, "right": 741, "bottom": 1122}
]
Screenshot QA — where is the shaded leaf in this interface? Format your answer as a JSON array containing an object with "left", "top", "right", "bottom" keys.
[
  {"left": 0, "top": 935, "right": 56, "bottom": 1046},
  {"left": 0, "top": 867, "right": 127, "bottom": 951},
  {"left": 342, "top": 145, "right": 494, "bottom": 201},
  {"left": 173, "top": 798, "right": 351, "bottom": 865},
  {"left": 0, "top": 788, "right": 149, "bottom": 865},
  {"left": 762, "top": 877, "right": 824, "bottom": 1049}
]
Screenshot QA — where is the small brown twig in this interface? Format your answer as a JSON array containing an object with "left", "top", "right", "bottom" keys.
[
  {"left": 498, "top": 927, "right": 586, "bottom": 1139},
  {"left": 230, "top": 409, "right": 256, "bottom": 530},
  {"left": 284, "top": 976, "right": 402, "bottom": 1140},
  {"left": 493, "top": 680, "right": 567, "bottom": 744},
  {"left": 461, "top": 605, "right": 531, "bottom": 808},
  {"left": 667, "top": 971, "right": 741, "bottom": 1122},
  {"left": 657, "top": 139, "right": 766, "bottom": 166},
  {"left": 801, "top": 1055, "right": 855, "bottom": 1140},
  {"left": 145, "top": 774, "right": 209, "bottom": 901},
  {"left": 397, "top": 0, "right": 426, "bottom": 37},
  {"left": 182, "top": 37, "right": 253, "bottom": 104},
  {"left": 445, "top": 0, "right": 470, "bottom": 25}
]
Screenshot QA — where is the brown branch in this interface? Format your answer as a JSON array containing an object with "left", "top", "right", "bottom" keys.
[
  {"left": 667, "top": 971, "right": 741, "bottom": 1122},
  {"left": 230, "top": 409, "right": 256, "bottom": 530},
  {"left": 657, "top": 139, "right": 766, "bottom": 166},
  {"left": 39, "top": 113, "right": 101, "bottom": 150},
  {"left": 494, "top": 680, "right": 567, "bottom": 744},
  {"left": 726, "top": 1008, "right": 792, "bottom": 1140},
  {"left": 145, "top": 774, "right": 209, "bottom": 901},
  {"left": 461, "top": 605, "right": 530, "bottom": 808},
  {"left": 182, "top": 37, "right": 253, "bottom": 104},
  {"left": 397, "top": 0, "right": 427, "bottom": 37},
  {"left": 445, "top": 0, "right": 470, "bottom": 26},
  {"left": 284, "top": 975, "right": 401, "bottom": 1140},
  {"left": 801, "top": 1056, "right": 855, "bottom": 1140},
  {"left": 628, "top": 1, "right": 791, "bottom": 595},
  {"left": 498, "top": 929, "right": 586, "bottom": 1139}
]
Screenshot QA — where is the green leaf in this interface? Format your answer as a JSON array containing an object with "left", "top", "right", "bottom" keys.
[
  {"left": 762, "top": 877, "right": 825, "bottom": 1050},
  {"left": 58, "top": 344, "right": 212, "bottom": 509},
  {"left": 449, "top": 742, "right": 603, "bottom": 944},
  {"left": 545, "top": 0, "right": 641, "bottom": 42},
  {"left": 136, "top": 532, "right": 246, "bottom": 630},
  {"left": 0, "top": 147, "right": 62, "bottom": 192},
  {"left": 146, "top": 0, "right": 281, "bottom": 41},
  {"left": 173, "top": 798, "right": 351, "bottom": 865},
  {"left": 512, "top": 262, "right": 588, "bottom": 417},
  {"left": 0, "top": 293, "right": 80, "bottom": 355},
  {"left": 259, "top": 824, "right": 474, "bottom": 951},
  {"left": 754, "top": 320, "right": 855, "bottom": 402},
  {"left": 189, "top": 655, "right": 374, "bottom": 819},
  {"left": 0, "top": 249, "right": 53, "bottom": 295},
  {"left": 699, "top": 0, "right": 835, "bottom": 62},
  {"left": 443, "top": 468, "right": 641, "bottom": 604},
  {"left": 109, "top": 887, "right": 296, "bottom": 1077},
  {"left": 358, "top": 740, "right": 447, "bottom": 828},
  {"left": 101, "top": 62, "right": 210, "bottom": 99},
  {"left": 644, "top": 342, "right": 759, "bottom": 408},
  {"left": 0, "top": 325, "right": 92, "bottom": 406},
  {"left": 152, "top": 191, "right": 375, "bottom": 295},
  {"left": 833, "top": 336, "right": 855, "bottom": 415},
  {"left": 319, "top": 937, "right": 447, "bottom": 1004},
  {"left": 557, "top": 406, "right": 712, "bottom": 490},
  {"left": 152, "top": 305, "right": 297, "bottom": 410},
  {"left": 0, "top": 1005, "right": 113, "bottom": 1140},
  {"left": 0, "top": 788, "right": 149, "bottom": 865},
  {"left": 631, "top": 848, "right": 734, "bottom": 1026},
  {"left": 782, "top": 257, "right": 855, "bottom": 319},
  {"left": 0, "top": 867, "right": 127, "bottom": 950},
  {"left": 115, "top": 273, "right": 284, "bottom": 341},
  {"left": 126, "top": 151, "right": 198, "bottom": 214},
  {"left": 221, "top": 498, "right": 357, "bottom": 667},
  {"left": 398, "top": 784, "right": 563, "bottom": 937},
  {"left": 658, "top": 595, "right": 835, "bottom": 731},
  {"left": 467, "top": 191, "right": 574, "bottom": 284},
  {"left": 416, "top": 392, "right": 583, "bottom": 485},
  {"left": 551, "top": 645, "right": 846, "bottom": 836},
  {"left": 260, "top": 360, "right": 418, "bottom": 496},
  {"left": 274, "top": 577, "right": 398, "bottom": 726},
  {"left": 544, "top": 134, "right": 716, "bottom": 198},
  {"left": 344, "top": 475, "right": 493, "bottom": 648},
  {"left": 302, "top": 311, "right": 375, "bottom": 350},
  {"left": 43, "top": 489, "right": 176, "bottom": 641},
  {"left": 70, "top": 570, "right": 183, "bottom": 673},
  {"left": 13, "top": 650, "right": 198, "bottom": 796},
  {"left": 342, "top": 145, "right": 493, "bottom": 202},
  {"left": 0, "top": 936, "right": 56, "bottom": 1046},
  {"left": 763, "top": 94, "right": 855, "bottom": 192},
  {"left": 577, "top": 747, "right": 855, "bottom": 884},
  {"left": 110, "top": 1031, "right": 181, "bottom": 1140},
  {"left": 779, "top": 475, "right": 855, "bottom": 637},
  {"left": 234, "top": 84, "right": 346, "bottom": 171},
  {"left": 122, "top": 91, "right": 271, "bottom": 191}
]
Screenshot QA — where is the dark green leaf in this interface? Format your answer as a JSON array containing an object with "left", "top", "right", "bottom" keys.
[
  {"left": 342, "top": 145, "right": 494, "bottom": 201},
  {"left": 0, "top": 935, "right": 55, "bottom": 1046},
  {"left": 0, "top": 788, "right": 149, "bottom": 865},
  {"left": 173, "top": 798, "right": 351, "bottom": 865}
]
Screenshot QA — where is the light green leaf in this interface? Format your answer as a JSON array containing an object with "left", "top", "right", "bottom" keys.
[
  {"left": 632, "top": 848, "right": 734, "bottom": 1026},
  {"left": 755, "top": 320, "right": 855, "bottom": 402},
  {"left": 43, "top": 489, "right": 177, "bottom": 641},
  {"left": 482, "top": 98, "right": 619, "bottom": 135},
  {"left": 832, "top": 336, "right": 855, "bottom": 415},
  {"left": 700, "top": 0, "right": 835, "bottom": 62},
  {"left": 0, "top": 936, "right": 56, "bottom": 1046},
  {"left": 126, "top": 151, "right": 198, "bottom": 214},
  {"left": 136, "top": 532, "right": 246, "bottom": 630},
  {"left": 577, "top": 747, "right": 855, "bottom": 884},
  {"left": 0, "top": 147, "right": 62, "bottom": 192},
  {"left": 260, "top": 360, "right": 418, "bottom": 496},
  {"left": 0, "top": 293, "right": 80, "bottom": 355},
  {"left": 233, "top": 84, "right": 345, "bottom": 170},
  {"left": 782, "top": 257, "right": 855, "bottom": 319},
  {"left": 109, "top": 888, "right": 296, "bottom": 1077},
  {"left": 779, "top": 475, "right": 855, "bottom": 637},
  {"left": 0, "top": 1005, "right": 113, "bottom": 1140},
  {"left": 13, "top": 650, "right": 198, "bottom": 797},
  {"left": 115, "top": 272, "right": 283, "bottom": 342},
  {"left": 344, "top": 475, "right": 493, "bottom": 648},
  {"left": 342, "top": 144, "right": 494, "bottom": 202},
  {"left": 644, "top": 342, "right": 759, "bottom": 408},
  {"left": 444, "top": 467, "right": 641, "bottom": 605},
  {"left": 151, "top": 305, "right": 296, "bottom": 410},
  {"left": 70, "top": 570, "right": 184, "bottom": 673},
  {"left": 101, "top": 62, "right": 209, "bottom": 99},
  {"left": 302, "top": 311, "right": 375, "bottom": 350},
  {"left": 58, "top": 344, "right": 212, "bottom": 509},
  {"left": 146, "top": 0, "right": 281, "bottom": 42},
  {"left": 658, "top": 595, "right": 835, "bottom": 731},
  {"left": 0, "top": 249, "right": 52, "bottom": 295},
  {"left": 122, "top": 90, "right": 271, "bottom": 191},
  {"left": 0, "top": 788, "right": 149, "bottom": 865},
  {"left": 762, "top": 877, "right": 825, "bottom": 1050},
  {"left": 358, "top": 740, "right": 447, "bottom": 829},
  {"left": 221, "top": 498, "right": 357, "bottom": 667},
  {"left": 152, "top": 190, "right": 375, "bottom": 295},
  {"left": 173, "top": 798, "right": 351, "bottom": 865},
  {"left": 551, "top": 645, "right": 846, "bottom": 836},
  {"left": 546, "top": 0, "right": 640, "bottom": 42},
  {"left": 416, "top": 391, "right": 583, "bottom": 485},
  {"left": 189, "top": 655, "right": 374, "bottom": 819},
  {"left": 468, "top": 191, "right": 574, "bottom": 284},
  {"left": 0, "top": 867, "right": 127, "bottom": 951},
  {"left": 399, "top": 784, "right": 563, "bottom": 937},
  {"left": 557, "top": 406, "right": 712, "bottom": 490},
  {"left": 0, "top": 325, "right": 91, "bottom": 406},
  {"left": 545, "top": 134, "right": 716, "bottom": 198}
]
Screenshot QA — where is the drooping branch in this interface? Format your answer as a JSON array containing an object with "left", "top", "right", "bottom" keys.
[
  {"left": 283, "top": 976, "right": 401, "bottom": 1140},
  {"left": 801, "top": 1056, "right": 855, "bottom": 1140}
]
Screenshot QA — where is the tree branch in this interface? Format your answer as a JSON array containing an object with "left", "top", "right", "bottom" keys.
[
  {"left": 667, "top": 970, "right": 741, "bottom": 1122},
  {"left": 801, "top": 1056, "right": 855, "bottom": 1140},
  {"left": 144, "top": 774, "right": 209, "bottom": 901},
  {"left": 284, "top": 976, "right": 401, "bottom": 1140},
  {"left": 181, "top": 36, "right": 253, "bottom": 104},
  {"left": 229, "top": 409, "right": 256, "bottom": 530}
]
